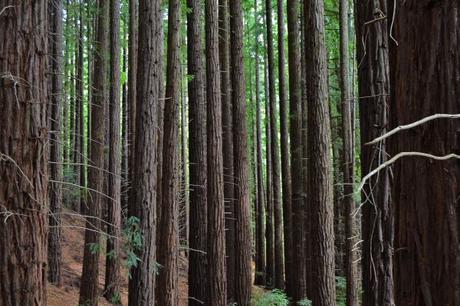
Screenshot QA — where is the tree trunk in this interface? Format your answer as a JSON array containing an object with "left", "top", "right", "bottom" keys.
[
  {"left": 229, "top": 0, "right": 252, "bottom": 304},
  {"left": 79, "top": 0, "right": 108, "bottom": 304},
  {"left": 339, "top": 0, "right": 358, "bottom": 304},
  {"left": 277, "top": 0, "right": 292, "bottom": 293},
  {"left": 205, "top": 0, "right": 228, "bottom": 303},
  {"left": 287, "top": 0, "right": 307, "bottom": 300},
  {"left": 127, "top": 0, "right": 138, "bottom": 217},
  {"left": 104, "top": 0, "right": 122, "bottom": 301},
  {"left": 219, "top": 0, "right": 236, "bottom": 300},
  {"left": 303, "top": 0, "right": 336, "bottom": 305},
  {"left": 156, "top": 0, "right": 181, "bottom": 304},
  {"left": 48, "top": 0, "right": 63, "bottom": 286},
  {"left": 355, "top": 1, "right": 393, "bottom": 305},
  {"left": 76, "top": 1, "right": 85, "bottom": 214},
  {"left": 0, "top": 2, "right": 49, "bottom": 305},
  {"left": 254, "top": 0, "right": 266, "bottom": 285},
  {"left": 73, "top": 2, "right": 82, "bottom": 213},
  {"left": 265, "top": 0, "right": 284, "bottom": 289},
  {"left": 389, "top": 2, "right": 460, "bottom": 305},
  {"left": 264, "top": 49, "right": 275, "bottom": 288},
  {"left": 128, "top": 0, "right": 162, "bottom": 305},
  {"left": 187, "top": 0, "right": 208, "bottom": 304}
]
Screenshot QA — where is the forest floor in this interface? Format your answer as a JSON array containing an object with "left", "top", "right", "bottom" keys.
[{"left": 47, "top": 209, "right": 189, "bottom": 306}]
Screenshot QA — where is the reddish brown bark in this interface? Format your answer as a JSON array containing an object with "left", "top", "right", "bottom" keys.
[
  {"left": 0, "top": 1, "right": 49, "bottom": 304},
  {"left": 390, "top": 2, "right": 460, "bottom": 305}
]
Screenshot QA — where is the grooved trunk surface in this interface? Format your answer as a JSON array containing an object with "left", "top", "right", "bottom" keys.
[
  {"left": 187, "top": 0, "right": 208, "bottom": 304},
  {"left": 355, "top": 1, "right": 394, "bottom": 305},
  {"left": 0, "top": 2, "right": 49, "bottom": 305},
  {"left": 156, "top": 0, "right": 181, "bottom": 304},
  {"left": 128, "top": 1, "right": 162, "bottom": 305},
  {"left": 287, "top": 0, "right": 307, "bottom": 300},
  {"left": 390, "top": 2, "right": 460, "bottom": 305},
  {"left": 304, "top": 0, "right": 336, "bottom": 304},
  {"left": 205, "top": 0, "right": 228, "bottom": 304},
  {"left": 79, "top": 1, "right": 108, "bottom": 304},
  {"left": 230, "top": 0, "right": 252, "bottom": 304}
]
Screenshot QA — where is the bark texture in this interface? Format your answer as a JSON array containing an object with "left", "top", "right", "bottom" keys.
[
  {"left": 187, "top": 0, "right": 208, "bottom": 304},
  {"left": 205, "top": 0, "right": 227, "bottom": 304},
  {"left": 355, "top": 1, "right": 393, "bottom": 305},
  {"left": 230, "top": 0, "right": 252, "bottom": 304},
  {"left": 390, "top": 2, "right": 460, "bottom": 305},
  {"left": 287, "top": 0, "right": 307, "bottom": 300},
  {"left": 303, "top": 0, "right": 336, "bottom": 304},
  {"left": 0, "top": 1, "right": 49, "bottom": 305},
  {"left": 79, "top": 0, "right": 108, "bottom": 304},
  {"left": 128, "top": 0, "right": 162, "bottom": 305}
]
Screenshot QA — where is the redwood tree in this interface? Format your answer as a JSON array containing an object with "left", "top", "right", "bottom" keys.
[
  {"left": 79, "top": 0, "right": 109, "bottom": 304},
  {"left": 355, "top": 1, "right": 393, "bottom": 305},
  {"left": 205, "top": 0, "right": 227, "bottom": 303},
  {"left": 0, "top": 1, "right": 49, "bottom": 304},
  {"left": 48, "top": 0, "right": 63, "bottom": 286},
  {"left": 128, "top": 0, "right": 162, "bottom": 305},
  {"left": 287, "top": 0, "right": 307, "bottom": 300},
  {"left": 187, "top": 0, "right": 208, "bottom": 304},
  {"left": 230, "top": 0, "right": 252, "bottom": 303},
  {"left": 303, "top": 0, "right": 336, "bottom": 304},
  {"left": 390, "top": 2, "right": 460, "bottom": 305}
]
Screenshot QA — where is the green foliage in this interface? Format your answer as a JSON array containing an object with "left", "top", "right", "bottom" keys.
[
  {"left": 122, "top": 216, "right": 143, "bottom": 278},
  {"left": 62, "top": 167, "right": 81, "bottom": 206},
  {"left": 251, "top": 289, "right": 289, "bottom": 306},
  {"left": 297, "top": 298, "right": 312, "bottom": 306},
  {"left": 110, "top": 292, "right": 122, "bottom": 305},
  {"left": 336, "top": 276, "right": 347, "bottom": 306},
  {"left": 87, "top": 242, "right": 101, "bottom": 255}
]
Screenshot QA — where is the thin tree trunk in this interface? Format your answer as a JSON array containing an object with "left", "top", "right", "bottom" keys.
[
  {"left": 355, "top": 1, "right": 393, "bottom": 305},
  {"left": 77, "top": 0, "right": 85, "bottom": 214},
  {"left": 219, "top": 0, "right": 236, "bottom": 300},
  {"left": 264, "top": 51, "right": 275, "bottom": 288},
  {"left": 128, "top": 0, "right": 162, "bottom": 305},
  {"left": 187, "top": 0, "right": 208, "bottom": 304},
  {"left": 127, "top": 0, "right": 138, "bottom": 217},
  {"left": 229, "top": 0, "right": 252, "bottom": 304},
  {"left": 104, "top": 0, "right": 122, "bottom": 301},
  {"left": 205, "top": 0, "right": 228, "bottom": 303},
  {"left": 254, "top": 0, "right": 266, "bottom": 285},
  {"left": 73, "top": 2, "right": 82, "bottom": 213},
  {"left": 48, "top": 0, "right": 63, "bottom": 286},
  {"left": 156, "top": 0, "right": 181, "bottom": 304},
  {"left": 0, "top": 2, "right": 49, "bottom": 305},
  {"left": 303, "top": 0, "right": 336, "bottom": 304},
  {"left": 277, "top": 0, "right": 292, "bottom": 293},
  {"left": 339, "top": 0, "right": 358, "bottom": 304},
  {"left": 287, "top": 0, "right": 307, "bottom": 300},
  {"left": 78, "top": 0, "right": 108, "bottom": 304},
  {"left": 389, "top": 2, "right": 460, "bottom": 305},
  {"left": 265, "top": 0, "right": 284, "bottom": 289}
]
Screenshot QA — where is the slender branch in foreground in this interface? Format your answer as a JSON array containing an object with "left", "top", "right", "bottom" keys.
[{"left": 366, "top": 113, "right": 460, "bottom": 146}]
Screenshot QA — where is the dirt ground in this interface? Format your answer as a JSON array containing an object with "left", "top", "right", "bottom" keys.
[{"left": 47, "top": 210, "right": 188, "bottom": 306}]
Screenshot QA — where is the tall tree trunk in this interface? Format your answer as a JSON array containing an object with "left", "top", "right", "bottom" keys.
[
  {"left": 339, "top": 0, "right": 358, "bottom": 304},
  {"left": 265, "top": 0, "right": 284, "bottom": 289},
  {"left": 48, "top": 0, "right": 63, "bottom": 286},
  {"left": 73, "top": 2, "right": 82, "bottom": 213},
  {"left": 389, "top": 2, "right": 460, "bottom": 305},
  {"left": 254, "top": 0, "right": 266, "bottom": 285},
  {"left": 287, "top": 0, "right": 307, "bottom": 300},
  {"left": 355, "top": 1, "right": 393, "bottom": 305},
  {"left": 264, "top": 51, "right": 275, "bottom": 288},
  {"left": 128, "top": 0, "right": 162, "bottom": 305},
  {"left": 127, "top": 0, "right": 138, "bottom": 216},
  {"left": 187, "top": 0, "right": 208, "bottom": 304},
  {"left": 0, "top": 2, "right": 49, "bottom": 305},
  {"left": 277, "top": 0, "right": 292, "bottom": 293},
  {"left": 76, "top": 1, "right": 85, "bottom": 213},
  {"left": 219, "top": 0, "right": 236, "bottom": 300},
  {"left": 156, "top": 0, "right": 181, "bottom": 304},
  {"left": 205, "top": 0, "right": 228, "bottom": 303},
  {"left": 79, "top": 0, "right": 108, "bottom": 304},
  {"left": 229, "top": 0, "right": 252, "bottom": 304},
  {"left": 104, "top": 0, "right": 122, "bottom": 301},
  {"left": 303, "top": 0, "right": 336, "bottom": 305}
]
